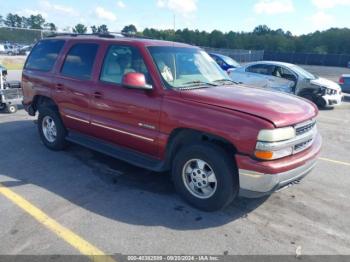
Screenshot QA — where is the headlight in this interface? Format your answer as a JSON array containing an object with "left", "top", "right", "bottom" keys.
[
  {"left": 255, "top": 127, "right": 296, "bottom": 160},
  {"left": 326, "top": 88, "right": 336, "bottom": 95},
  {"left": 257, "top": 127, "right": 295, "bottom": 142}
]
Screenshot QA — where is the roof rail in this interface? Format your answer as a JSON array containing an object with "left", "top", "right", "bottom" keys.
[{"left": 46, "top": 32, "right": 154, "bottom": 40}]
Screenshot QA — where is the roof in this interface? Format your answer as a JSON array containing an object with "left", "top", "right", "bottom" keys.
[
  {"left": 209, "top": 53, "right": 231, "bottom": 59},
  {"left": 245, "top": 61, "right": 297, "bottom": 67},
  {"left": 45, "top": 34, "right": 193, "bottom": 48}
]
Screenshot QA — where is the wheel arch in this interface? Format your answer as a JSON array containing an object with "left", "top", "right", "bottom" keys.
[
  {"left": 164, "top": 128, "right": 238, "bottom": 170},
  {"left": 32, "top": 95, "right": 58, "bottom": 113}
]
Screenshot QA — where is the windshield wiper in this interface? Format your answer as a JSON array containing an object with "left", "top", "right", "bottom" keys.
[
  {"left": 182, "top": 80, "right": 218, "bottom": 87},
  {"left": 213, "top": 79, "right": 238, "bottom": 85}
]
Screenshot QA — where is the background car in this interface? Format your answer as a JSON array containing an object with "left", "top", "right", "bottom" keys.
[
  {"left": 339, "top": 75, "right": 350, "bottom": 94},
  {"left": 19, "top": 45, "right": 33, "bottom": 56},
  {"left": 0, "top": 65, "right": 7, "bottom": 78},
  {"left": 209, "top": 53, "right": 240, "bottom": 72},
  {"left": 0, "top": 44, "right": 19, "bottom": 55},
  {"left": 229, "top": 61, "right": 343, "bottom": 108}
]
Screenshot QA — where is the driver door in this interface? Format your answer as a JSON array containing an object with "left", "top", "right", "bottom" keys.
[{"left": 89, "top": 44, "right": 161, "bottom": 157}]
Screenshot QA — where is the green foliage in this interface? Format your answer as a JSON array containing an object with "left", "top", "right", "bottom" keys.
[
  {"left": 73, "top": 24, "right": 88, "bottom": 34},
  {"left": 91, "top": 24, "right": 109, "bottom": 34},
  {"left": 122, "top": 24, "right": 137, "bottom": 34},
  {"left": 142, "top": 25, "right": 350, "bottom": 55}
]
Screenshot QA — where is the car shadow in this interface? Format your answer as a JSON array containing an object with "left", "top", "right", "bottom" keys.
[{"left": 0, "top": 120, "right": 268, "bottom": 230}]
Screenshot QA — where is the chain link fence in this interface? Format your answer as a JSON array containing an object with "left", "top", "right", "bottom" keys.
[
  {"left": 202, "top": 47, "right": 264, "bottom": 63},
  {"left": 264, "top": 51, "right": 350, "bottom": 68}
]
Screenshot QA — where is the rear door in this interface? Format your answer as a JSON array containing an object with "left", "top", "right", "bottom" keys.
[
  {"left": 242, "top": 64, "right": 272, "bottom": 87},
  {"left": 52, "top": 41, "right": 99, "bottom": 134}
]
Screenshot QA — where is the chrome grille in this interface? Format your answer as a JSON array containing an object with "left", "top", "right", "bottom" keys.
[
  {"left": 295, "top": 121, "right": 316, "bottom": 136},
  {"left": 293, "top": 120, "right": 317, "bottom": 153}
]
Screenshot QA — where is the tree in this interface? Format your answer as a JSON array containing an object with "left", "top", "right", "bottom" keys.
[
  {"left": 91, "top": 25, "right": 109, "bottom": 34},
  {"left": 253, "top": 25, "right": 271, "bottom": 35},
  {"left": 0, "top": 15, "right": 3, "bottom": 26},
  {"left": 44, "top": 22, "right": 57, "bottom": 32},
  {"left": 91, "top": 25, "right": 98, "bottom": 34},
  {"left": 122, "top": 24, "right": 137, "bottom": 34},
  {"left": 97, "top": 24, "right": 109, "bottom": 33},
  {"left": 4, "top": 13, "right": 16, "bottom": 27},
  {"left": 73, "top": 23, "right": 87, "bottom": 34},
  {"left": 26, "top": 14, "right": 46, "bottom": 29}
]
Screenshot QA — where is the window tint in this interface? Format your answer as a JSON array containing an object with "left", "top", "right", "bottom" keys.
[
  {"left": 61, "top": 43, "right": 98, "bottom": 80},
  {"left": 100, "top": 45, "right": 150, "bottom": 85},
  {"left": 247, "top": 64, "right": 274, "bottom": 75},
  {"left": 273, "top": 66, "right": 297, "bottom": 82},
  {"left": 25, "top": 40, "right": 64, "bottom": 72}
]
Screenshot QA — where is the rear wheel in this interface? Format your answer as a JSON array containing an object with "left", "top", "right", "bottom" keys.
[
  {"left": 6, "top": 104, "right": 17, "bottom": 113},
  {"left": 38, "top": 107, "right": 67, "bottom": 150},
  {"left": 172, "top": 143, "right": 239, "bottom": 212}
]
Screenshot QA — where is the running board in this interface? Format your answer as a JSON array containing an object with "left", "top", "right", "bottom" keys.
[{"left": 66, "top": 131, "right": 167, "bottom": 172}]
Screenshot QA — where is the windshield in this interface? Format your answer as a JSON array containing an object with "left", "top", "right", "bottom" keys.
[
  {"left": 290, "top": 65, "right": 316, "bottom": 80},
  {"left": 148, "top": 46, "right": 229, "bottom": 89},
  {"left": 221, "top": 56, "right": 240, "bottom": 67}
]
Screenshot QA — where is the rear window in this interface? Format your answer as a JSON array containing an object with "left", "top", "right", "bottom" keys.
[
  {"left": 25, "top": 40, "right": 65, "bottom": 72},
  {"left": 61, "top": 43, "right": 99, "bottom": 80}
]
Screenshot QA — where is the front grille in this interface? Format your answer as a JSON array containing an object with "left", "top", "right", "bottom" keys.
[
  {"left": 294, "top": 138, "right": 313, "bottom": 153},
  {"left": 293, "top": 120, "right": 317, "bottom": 153},
  {"left": 295, "top": 121, "right": 316, "bottom": 136}
]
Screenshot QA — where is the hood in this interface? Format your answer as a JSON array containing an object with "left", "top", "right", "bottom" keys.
[
  {"left": 180, "top": 85, "right": 317, "bottom": 127},
  {"left": 311, "top": 77, "right": 341, "bottom": 91}
]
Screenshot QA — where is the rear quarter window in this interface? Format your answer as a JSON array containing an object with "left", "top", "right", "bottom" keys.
[{"left": 25, "top": 40, "right": 65, "bottom": 72}]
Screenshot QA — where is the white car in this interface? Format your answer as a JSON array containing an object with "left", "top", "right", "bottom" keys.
[{"left": 229, "top": 61, "right": 343, "bottom": 108}]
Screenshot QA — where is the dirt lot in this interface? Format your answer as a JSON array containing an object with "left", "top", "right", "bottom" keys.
[{"left": 0, "top": 67, "right": 350, "bottom": 258}]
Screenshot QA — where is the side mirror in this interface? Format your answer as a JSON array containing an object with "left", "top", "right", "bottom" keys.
[{"left": 122, "top": 72, "right": 152, "bottom": 90}]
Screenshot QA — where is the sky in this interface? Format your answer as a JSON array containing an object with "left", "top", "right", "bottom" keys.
[{"left": 0, "top": 0, "right": 349, "bottom": 35}]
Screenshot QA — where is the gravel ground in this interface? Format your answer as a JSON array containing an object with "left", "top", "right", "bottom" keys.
[{"left": 0, "top": 68, "right": 350, "bottom": 257}]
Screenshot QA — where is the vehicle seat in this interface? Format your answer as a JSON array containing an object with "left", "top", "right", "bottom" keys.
[{"left": 101, "top": 60, "right": 122, "bottom": 84}]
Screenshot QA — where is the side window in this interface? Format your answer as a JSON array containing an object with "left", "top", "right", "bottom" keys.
[
  {"left": 280, "top": 67, "right": 297, "bottom": 82},
  {"left": 100, "top": 45, "right": 150, "bottom": 85},
  {"left": 25, "top": 40, "right": 65, "bottom": 72},
  {"left": 61, "top": 43, "right": 98, "bottom": 80},
  {"left": 213, "top": 56, "right": 223, "bottom": 67},
  {"left": 246, "top": 64, "right": 273, "bottom": 75}
]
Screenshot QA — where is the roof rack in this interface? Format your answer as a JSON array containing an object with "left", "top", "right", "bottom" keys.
[{"left": 46, "top": 32, "right": 154, "bottom": 40}]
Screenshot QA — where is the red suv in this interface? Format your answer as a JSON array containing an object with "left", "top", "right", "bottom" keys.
[{"left": 22, "top": 35, "right": 322, "bottom": 211}]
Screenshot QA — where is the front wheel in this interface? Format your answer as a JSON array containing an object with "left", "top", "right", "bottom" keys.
[
  {"left": 38, "top": 107, "right": 67, "bottom": 150},
  {"left": 172, "top": 143, "right": 239, "bottom": 212}
]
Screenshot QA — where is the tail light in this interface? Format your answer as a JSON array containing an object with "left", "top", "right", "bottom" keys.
[{"left": 339, "top": 77, "right": 344, "bottom": 85}]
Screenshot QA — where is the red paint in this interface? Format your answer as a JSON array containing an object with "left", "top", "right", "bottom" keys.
[{"left": 22, "top": 36, "right": 320, "bottom": 175}]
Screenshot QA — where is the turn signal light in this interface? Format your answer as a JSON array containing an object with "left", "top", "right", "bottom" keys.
[{"left": 254, "top": 151, "right": 274, "bottom": 160}]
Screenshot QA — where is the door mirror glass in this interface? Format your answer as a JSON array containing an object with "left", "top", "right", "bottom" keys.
[{"left": 122, "top": 72, "right": 153, "bottom": 90}]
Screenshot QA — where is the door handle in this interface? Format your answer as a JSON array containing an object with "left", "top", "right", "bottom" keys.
[
  {"left": 93, "top": 92, "right": 103, "bottom": 99},
  {"left": 56, "top": 83, "right": 64, "bottom": 91}
]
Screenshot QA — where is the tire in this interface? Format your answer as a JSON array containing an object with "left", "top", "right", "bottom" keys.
[
  {"left": 172, "top": 143, "right": 239, "bottom": 212},
  {"left": 315, "top": 96, "right": 327, "bottom": 109},
  {"left": 6, "top": 104, "right": 17, "bottom": 113},
  {"left": 0, "top": 103, "right": 6, "bottom": 111},
  {"left": 38, "top": 107, "right": 67, "bottom": 151}
]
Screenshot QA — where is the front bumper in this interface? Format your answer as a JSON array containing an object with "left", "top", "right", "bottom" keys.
[
  {"left": 238, "top": 133, "right": 322, "bottom": 198},
  {"left": 320, "top": 93, "right": 343, "bottom": 107}
]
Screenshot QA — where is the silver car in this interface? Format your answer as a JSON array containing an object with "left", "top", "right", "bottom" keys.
[{"left": 229, "top": 61, "right": 343, "bottom": 108}]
